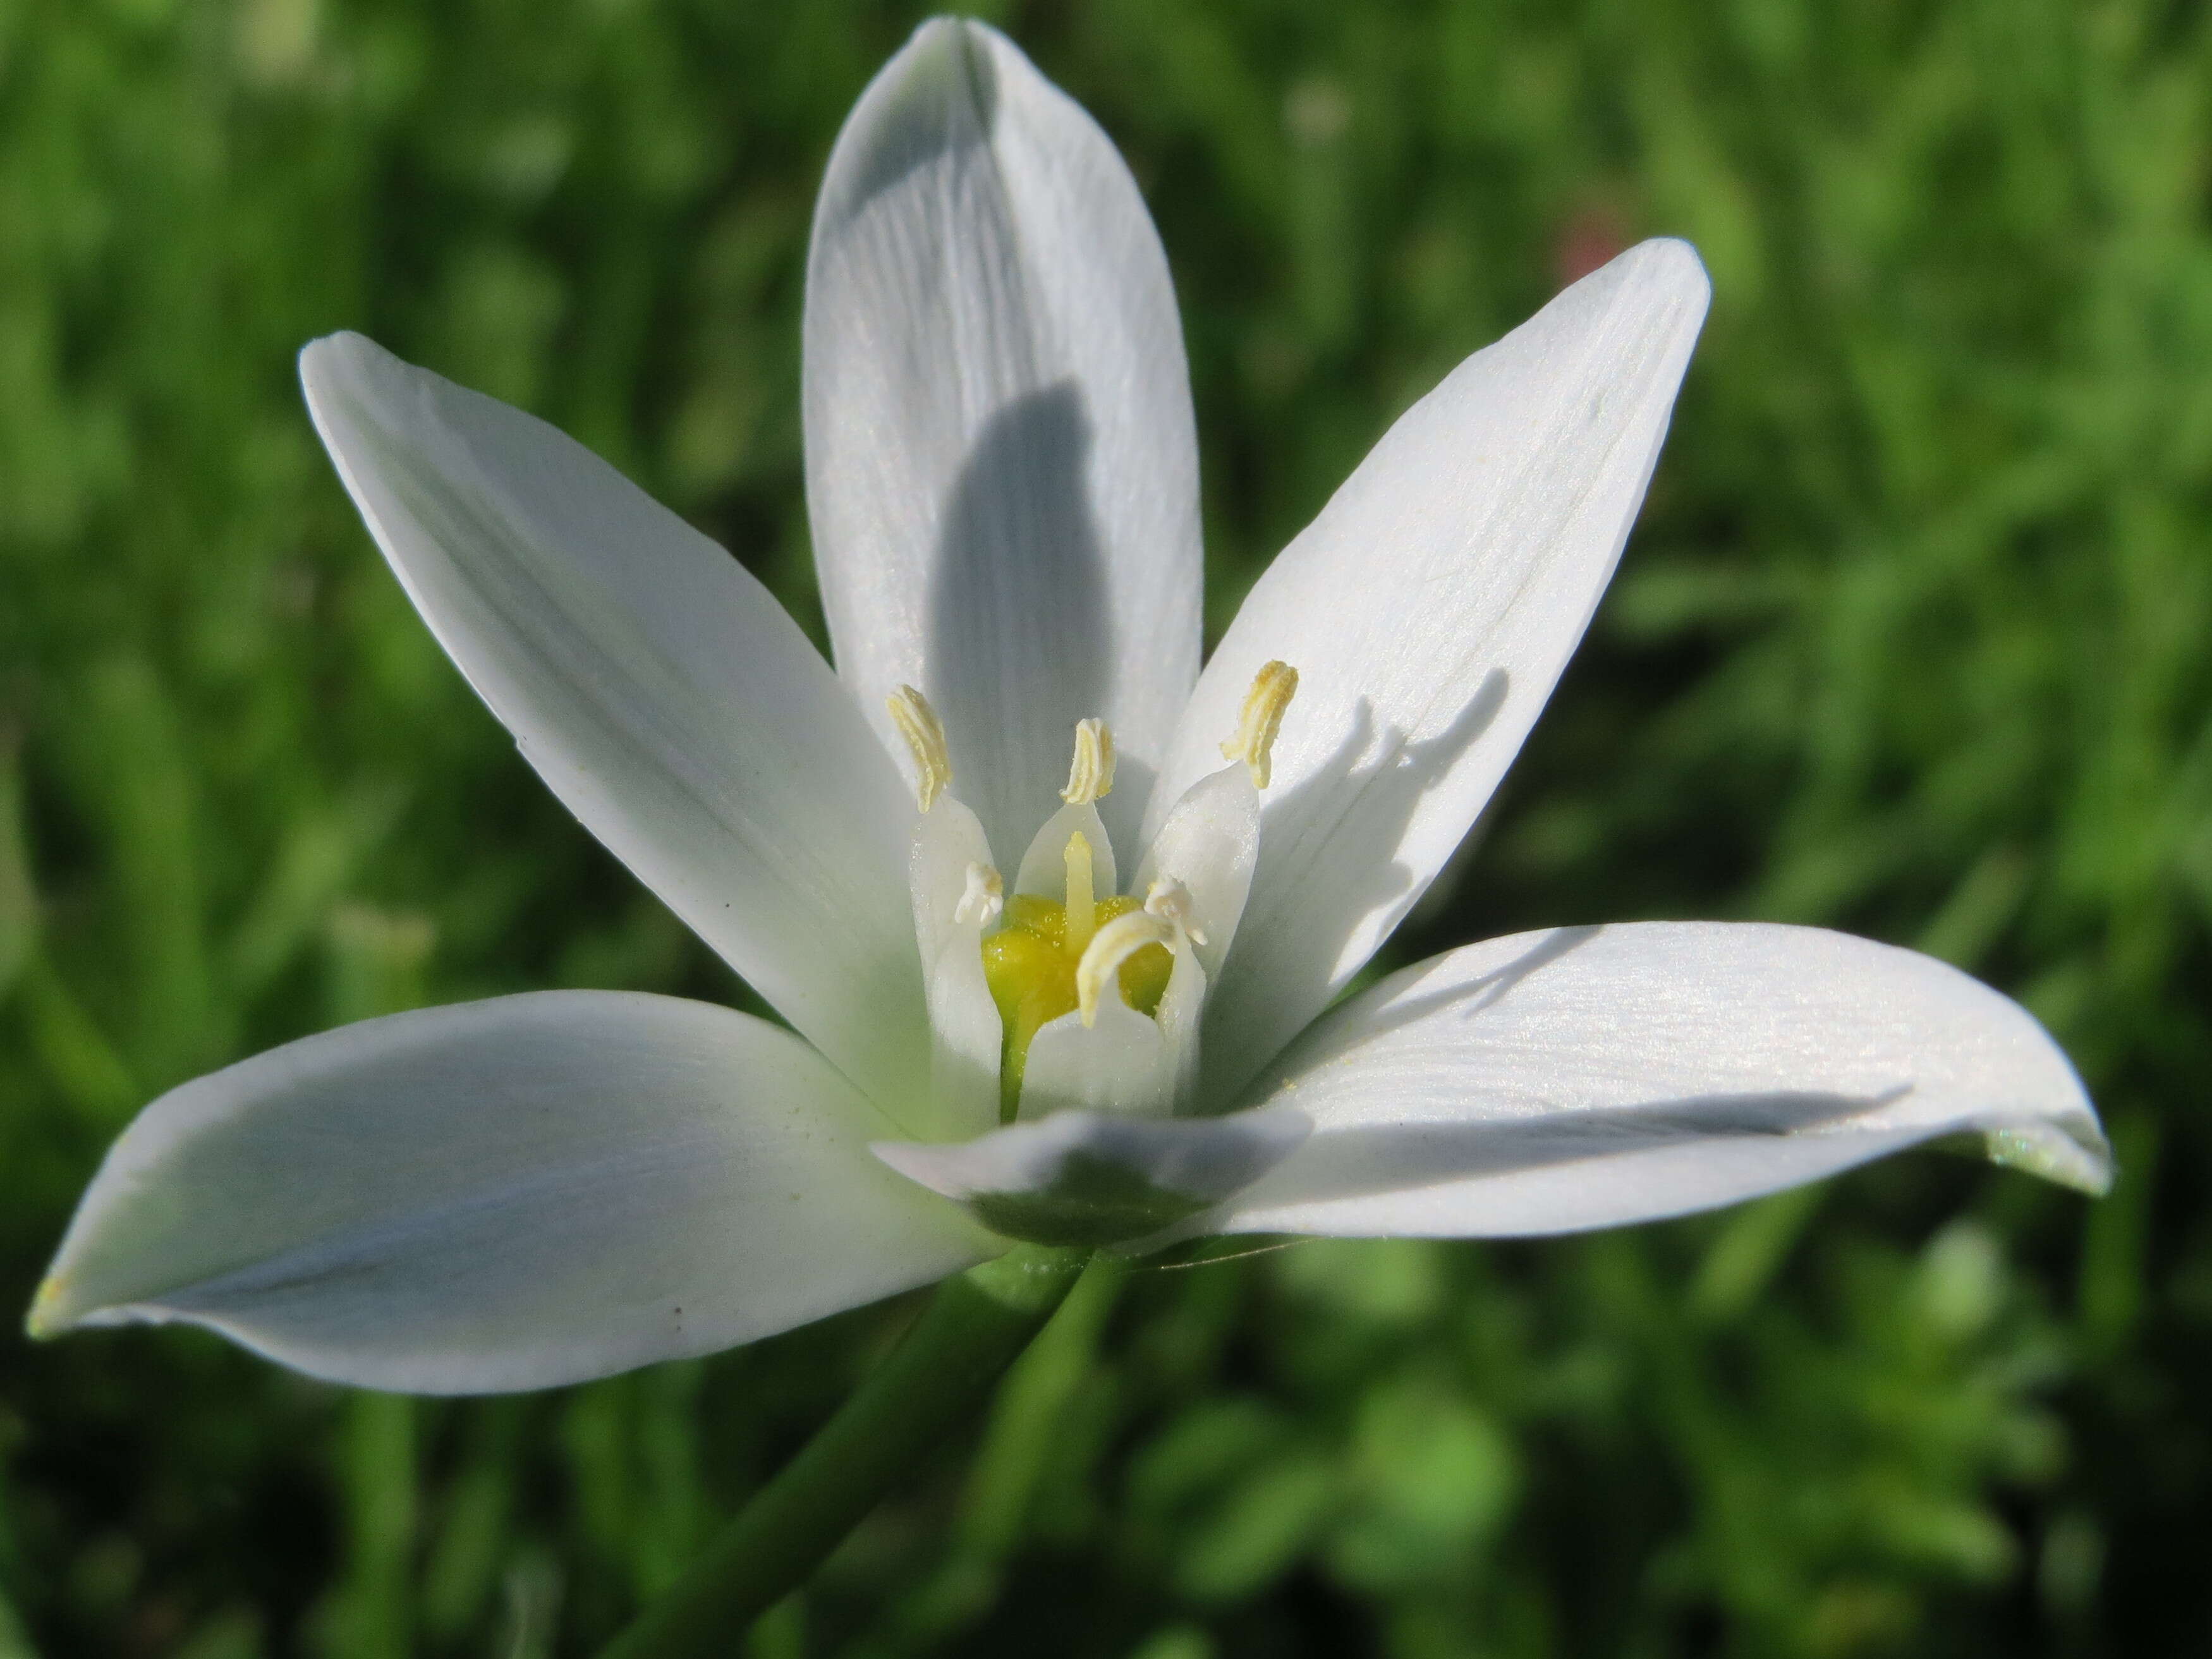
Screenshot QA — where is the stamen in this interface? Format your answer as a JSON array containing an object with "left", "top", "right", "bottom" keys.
[
  {"left": 1059, "top": 718, "right": 1117, "bottom": 805},
  {"left": 1062, "top": 832, "right": 1097, "bottom": 957},
  {"left": 885, "top": 684, "right": 951, "bottom": 811},
  {"left": 1143, "top": 877, "right": 1209, "bottom": 946},
  {"left": 1076, "top": 911, "right": 1176, "bottom": 1026},
  {"left": 1220, "top": 660, "right": 1298, "bottom": 788},
  {"left": 954, "top": 861, "right": 1004, "bottom": 928}
]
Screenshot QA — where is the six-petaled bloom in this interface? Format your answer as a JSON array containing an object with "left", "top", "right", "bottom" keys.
[{"left": 28, "top": 20, "right": 2108, "bottom": 1394}]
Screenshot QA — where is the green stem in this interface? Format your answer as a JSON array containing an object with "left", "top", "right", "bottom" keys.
[{"left": 597, "top": 1244, "right": 1092, "bottom": 1659}]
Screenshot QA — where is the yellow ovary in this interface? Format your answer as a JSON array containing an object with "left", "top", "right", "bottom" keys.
[
  {"left": 980, "top": 888, "right": 1172, "bottom": 1124},
  {"left": 951, "top": 678, "right": 1303, "bottom": 1125}
]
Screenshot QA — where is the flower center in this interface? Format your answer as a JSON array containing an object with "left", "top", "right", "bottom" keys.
[
  {"left": 981, "top": 851, "right": 1173, "bottom": 1124},
  {"left": 890, "top": 662, "right": 1297, "bottom": 1127}
]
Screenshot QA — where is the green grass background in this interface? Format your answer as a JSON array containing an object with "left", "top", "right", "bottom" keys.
[{"left": 3, "top": 0, "right": 2208, "bottom": 1653}]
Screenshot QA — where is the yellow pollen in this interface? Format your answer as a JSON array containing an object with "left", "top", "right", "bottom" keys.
[
  {"left": 1062, "top": 832, "right": 1097, "bottom": 956},
  {"left": 886, "top": 684, "right": 951, "bottom": 811},
  {"left": 1076, "top": 910, "right": 1176, "bottom": 1026},
  {"left": 1220, "top": 660, "right": 1298, "bottom": 789},
  {"left": 1060, "top": 718, "right": 1116, "bottom": 805}
]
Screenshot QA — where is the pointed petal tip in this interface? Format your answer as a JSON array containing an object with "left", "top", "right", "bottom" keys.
[
  {"left": 297, "top": 332, "right": 401, "bottom": 430},
  {"left": 906, "top": 13, "right": 975, "bottom": 44},
  {"left": 879, "top": 13, "right": 995, "bottom": 112},
  {"left": 25, "top": 1274, "right": 75, "bottom": 1342},
  {"left": 1632, "top": 234, "right": 1710, "bottom": 286},
  {"left": 296, "top": 328, "right": 375, "bottom": 383},
  {"left": 1609, "top": 236, "right": 1713, "bottom": 331},
  {"left": 1983, "top": 1119, "right": 2113, "bottom": 1198},
  {"left": 902, "top": 13, "right": 1009, "bottom": 59}
]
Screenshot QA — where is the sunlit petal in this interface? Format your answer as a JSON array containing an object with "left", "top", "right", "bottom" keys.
[
  {"left": 909, "top": 798, "right": 1005, "bottom": 1139},
  {"left": 1150, "top": 241, "right": 1711, "bottom": 1100},
  {"left": 805, "top": 18, "right": 1203, "bottom": 865},
  {"left": 301, "top": 335, "right": 928, "bottom": 1115},
  {"left": 1132, "top": 764, "right": 1261, "bottom": 982},
  {"left": 1192, "top": 923, "right": 2108, "bottom": 1239},
  {"left": 31, "top": 994, "right": 997, "bottom": 1392}
]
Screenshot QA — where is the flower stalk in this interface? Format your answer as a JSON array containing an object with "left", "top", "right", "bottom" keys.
[{"left": 598, "top": 1244, "right": 1092, "bottom": 1659}]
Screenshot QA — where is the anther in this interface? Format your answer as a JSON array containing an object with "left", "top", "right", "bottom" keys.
[
  {"left": 1220, "top": 660, "right": 1298, "bottom": 789},
  {"left": 1062, "top": 832, "right": 1097, "bottom": 957},
  {"left": 954, "top": 861, "right": 1004, "bottom": 928},
  {"left": 886, "top": 685, "right": 952, "bottom": 811},
  {"left": 1076, "top": 911, "right": 1176, "bottom": 1026},
  {"left": 1059, "top": 718, "right": 1117, "bottom": 805},
  {"left": 1143, "top": 877, "right": 1209, "bottom": 946}
]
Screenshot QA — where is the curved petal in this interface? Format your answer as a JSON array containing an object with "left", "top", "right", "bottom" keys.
[
  {"left": 804, "top": 18, "right": 1203, "bottom": 866},
  {"left": 909, "top": 798, "right": 1002, "bottom": 1139},
  {"left": 1152, "top": 241, "right": 1711, "bottom": 1102},
  {"left": 1132, "top": 763, "right": 1261, "bottom": 982},
  {"left": 1022, "top": 1002, "right": 1166, "bottom": 1121},
  {"left": 1153, "top": 927, "right": 1208, "bottom": 1115},
  {"left": 1014, "top": 800, "right": 1115, "bottom": 899},
  {"left": 909, "top": 794, "right": 997, "bottom": 987},
  {"left": 300, "top": 335, "right": 928, "bottom": 1116},
  {"left": 874, "top": 1105, "right": 1308, "bottom": 1248},
  {"left": 29, "top": 994, "right": 998, "bottom": 1392},
  {"left": 1193, "top": 923, "right": 2108, "bottom": 1240}
]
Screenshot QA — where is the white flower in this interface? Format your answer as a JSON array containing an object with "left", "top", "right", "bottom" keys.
[{"left": 27, "top": 20, "right": 2107, "bottom": 1394}]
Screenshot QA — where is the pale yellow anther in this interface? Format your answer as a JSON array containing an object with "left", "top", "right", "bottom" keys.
[
  {"left": 1076, "top": 909, "right": 1176, "bottom": 1026},
  {"left": 1220, "top": 660, "right": 1299, "bottom": 789},
  {"left": 1062, "top": 832, "right": 1097, "bottom": 957},
  {"left": 1059, "top": 718, "right": 1117, "bottom": 805},
  {"left": 886, "top": 684, "right": 951, "bottom": 811},
  {"left": 1143, "top": 877, "right": 1209, "bottom": 946},
  {"left": 954, "top": 861, "right": 1004, "bottom": 928}
]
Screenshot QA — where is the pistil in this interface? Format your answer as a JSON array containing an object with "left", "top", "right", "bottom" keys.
[{"left": 1062, "top": 832, "right": 1097, "bottom": 957}]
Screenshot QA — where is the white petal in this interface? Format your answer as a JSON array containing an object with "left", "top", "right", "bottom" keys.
[
  {"left": 873, "top": 1106, "right": 1308, "bottom": 1248},
  {"left": 926, "top": 933, "right": 1004, "bottom": 1141},
  {"left": 1153, "top": 928, "right": 1208, "bottom": 1114},
  {"left": 906, "top": 798, "right": 1004, "bottom": 1139},
  {"left": 30, "top": 994, "right": 998, "bottom": 1392},
  {"left": 300, "top": 335, "right": 927, "bottom": 1117},
  {"left": 1131, "top": 764, "right": 1261, "bottom": 981},
  {"left": 804, "top": 18, "right": 1203, "bottom": 866},
  {"left": 1014, "top": 800, "right": 1117, "bottom": 900},
  {"left": 1151, "top": 241, "right": 1711, "bottom": 1101},
  {"left": 908, "top": 795, "right": 997, "bottom": 980},
  {"left": 1192, "top": 923, "right": 2110, "bottom": 1241},
  {"left": 1021, "top": 1002, "right": 1166, "bottom": 1121}
]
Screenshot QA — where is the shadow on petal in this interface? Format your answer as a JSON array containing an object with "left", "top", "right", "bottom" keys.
[
  {"left": 874, "top": 1107, "right": 1309, "bottom": 1248},
  {"left": 1226, "top": 1086, "right": 1909, "bottom": 1213},
  {"left": 1203, "top": 671, "right": 1510, "bottom": 1099},
  {"left": 928, "top": 382, "right": 1124, "bottom": 859}
]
